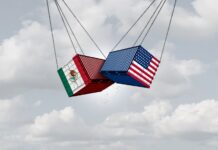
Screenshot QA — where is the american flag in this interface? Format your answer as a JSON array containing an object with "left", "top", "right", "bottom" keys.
[{"left": 127, "top": 49, "right": 160, "bottom": 88}]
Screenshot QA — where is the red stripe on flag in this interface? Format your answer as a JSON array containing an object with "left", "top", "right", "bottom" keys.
[
  {"left": 149, "top": 64, "right": 157, "bottom": 71},
  {"left": 153, "top": 56, "right": 160, "bottom": 63},
  {"left": 151, "top": 59, "right": 159, "bottom": 67},
  {"left": 129, "top": 65, "right": 152, "bottom": 84},
  {"left": 127, "top": 72, "right": 150, "bottom": 88},
  {"left": 132, "top": 61, "right": 155, "bottom": 78},
  {"left": 148, "top": 67, "right": 156, "bottom": 75},
  {"left": 131, "top": 63, "right": 154, "bottom": 80}
]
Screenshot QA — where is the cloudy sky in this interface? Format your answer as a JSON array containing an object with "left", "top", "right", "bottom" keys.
[{"left": 0, "top": 0, "right": 218, "bottom": 149}]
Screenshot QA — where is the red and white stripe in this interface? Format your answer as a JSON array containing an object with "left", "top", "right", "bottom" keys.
[{"left": 128, "top": 59, "right": 160, "bottom": 88}]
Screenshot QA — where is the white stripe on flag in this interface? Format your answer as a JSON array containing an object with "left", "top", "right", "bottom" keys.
[
  {"left": 129, "top": 65, "right": 152, "bottom": 82},
  {"left": 128, "top": 70, "right": 150, "bottom": 86},
  {"left": 132, "top": 61, "right": 155, "bottom": 77}
]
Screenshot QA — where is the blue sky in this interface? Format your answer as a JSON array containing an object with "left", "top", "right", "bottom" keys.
[{"left": 0, "top": 0, "right": 218, "bottom": 150}]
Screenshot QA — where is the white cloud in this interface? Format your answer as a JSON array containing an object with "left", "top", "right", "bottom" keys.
[
  {"left": 25, "top": 99, "right": 218, "bottom": 148},
  {"left": 0, "top": 96, "right": 28, "bottom": 124},
  {"left": 193, "top": 0, "right": 218, "bottom": 26},
  {"left": 156, "top": 99, "right": 218, "bottom": 137},
  {"left": 100, "top": 99, "right": 218, "bottom": 140},
  {"left": 0, "top": 22, "right": 49, "bottom": 81},
  {"left": 27, "top": 107, "right": 89, "bottom": 142},
  {"left": 0, "top": 96, "right": 43, "bottom": 150},
  {"left": 142, "top": 50, "right": 205, "bottom": 99},
  {"left": 171, "top": 0, "right": 218, "bottom": 38},
  {"left": 175, "top": 59, "right": 204, "bottom": 77},
  {"left": 27, "top": 106, "right": 143, "bottom": 143},
  {"left": 0, "top": 21, "right": 59, "bottom": 96},
  {"left": 100, "top": 101, "right": 172, "bottom": 138},
  {"left": 0, "top": 90, "right": 217, "bottom": 150}
]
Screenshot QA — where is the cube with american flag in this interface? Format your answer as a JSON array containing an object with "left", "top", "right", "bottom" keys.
[{"left": 101, "top": 45, "right": 160, "bottom": 88}]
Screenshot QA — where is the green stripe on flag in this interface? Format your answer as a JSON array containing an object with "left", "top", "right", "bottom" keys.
[{"left": 58, "top": 68, "right": 74, "bottom": 97}]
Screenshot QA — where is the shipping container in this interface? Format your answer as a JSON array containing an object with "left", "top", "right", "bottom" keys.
[
  {"left": 58, "top": 55, "right": 114, "bottom": 97},
  {"left": 101, "top": 45, "right": 160, "bottom": 88}
]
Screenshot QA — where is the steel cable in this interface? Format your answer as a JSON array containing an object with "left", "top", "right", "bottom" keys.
[
  {"left": 46, "top": 0, "right": 59, "bottom": 69},
  {"left": 140, "top": 0, "right": 167, "bottom": 45},
  {"left": 160, "top": 0, "right": 177, "bottom": 61},
  {"left": 61, "top": 0, "right": 106, "bottom": 58},
  {"left": 133, "top": 0, "right": 166, "bottom": 46},
  {"left": 55, "top": 0, "right": 85, "bottom": 54},
  {"left": 111, "top": 0, "right": 157, "bottom": 51}
]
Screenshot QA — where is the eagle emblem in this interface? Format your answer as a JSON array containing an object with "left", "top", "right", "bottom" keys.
[{"left": 69, "top": 70, "right": 78, "bottom": 82}]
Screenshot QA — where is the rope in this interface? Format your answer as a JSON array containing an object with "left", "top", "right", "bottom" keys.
[
  {"left": 55, "top": 0, "right": 85, "bottom": 55},
  {"left": 140, "top": 0, "right": 167, "bottom": 45},
  {"left": 111, "top": 0, "right": 157, "bottom": 51},
  {"left": 160, "top": 0, "right": 177, "bottom": 61},
  {"left": 61, "top": 0, "right": 106, "bottom": 58},
  {"left": 46, "top": 0, "right": 59, "bottom": 69},
  {"left": 54, "top": 0, "right": 77, "bottom": 54},
  {"left": 133, "top": 0, "right": 165, "bottom": 46}
]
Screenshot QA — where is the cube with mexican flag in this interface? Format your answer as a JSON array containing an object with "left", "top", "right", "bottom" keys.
[{"left": 58, "top": 55, "right": 114, "bottom": 97}]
